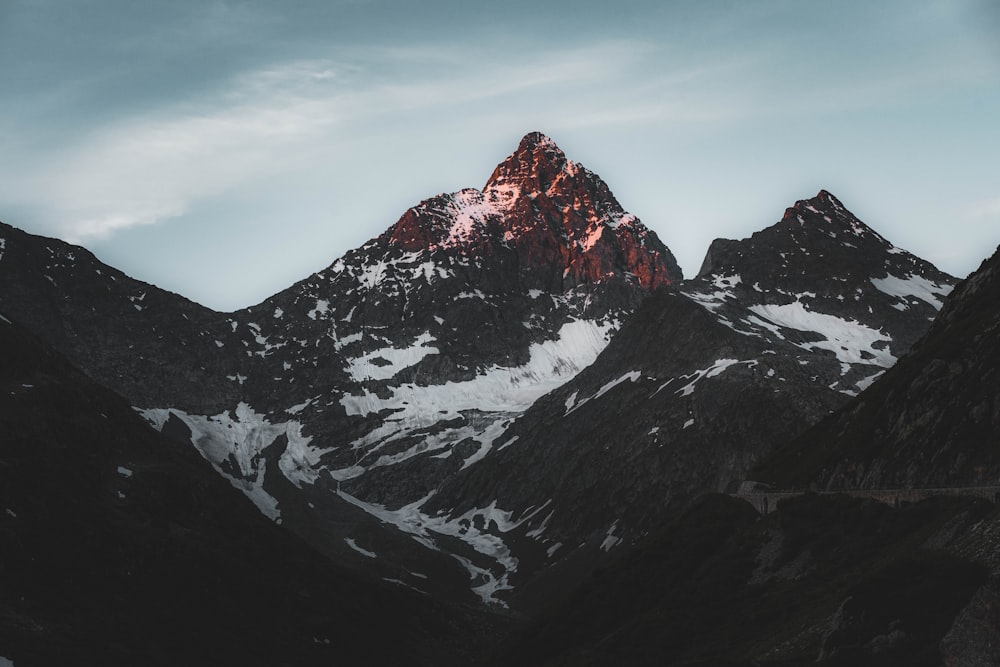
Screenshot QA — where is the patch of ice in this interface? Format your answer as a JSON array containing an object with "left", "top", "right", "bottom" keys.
[
  {"left": 460, "top": 418, "right": 512, "bottom": 470},
  {"left": 870, "top": 273, "right": 953, "bottom": 310},
  {"left": 497, "top": 435, "right": 520, "bottom": 451},
  {"left": 856, "top": 370, "right": 885, "bottom": 392},
  {"left": 140, "top": 403, "right": 322, "bottom": 519},
  {"left": 600, "top": 521, "right": 621, "bottom": 551},
  {"left": 345, "top": 537, "right": 377, "bottom": 558},
  {"left": 285, "top": 398, "right": 314, "bottom": 415},
  {"left": 745, "top": 314, "right": 786, "bottom": 340},
  {"left": 341, "top": 319, "right": 616, "bottom": 419},
  {"left": 674, "top": 359, "right": 755, "bottom": 397},
  {"left": 748, "top": 302, "right": 896, "bottom": 367},
  {"left": 333, "top": 331, "right": 363, "bottom": 352},
  {"left": 564, "top": 391, "right": 579, "bottom": 415},
  {"left": 442, "top": 189, "right": 500, "bottom": 247},
  {"left": 307, "top": 299, "right": 329, "bottom": 320},
  {"left": 345, "top": 331, "right": 438, "bottom": 382},
  {"left": 567, "top": 370, "right": 641, "bottom": 414},
  {"left": 335, "top": 490, "right": 549, "bottom": 605},
  {"left": 683, "top": 274, "right": 741, "bottom": 312}
]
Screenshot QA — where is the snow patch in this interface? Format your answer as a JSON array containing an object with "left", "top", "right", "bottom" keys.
[
  {"left": 600, "top": 521, "right": 621, "bottom": 551},
  {"left": 307, "top": 299, "right": 329, "bottom": 320},
  {"left": 748, "top": 302, "right": 896, "bottom": 367},
  {"left": 673, "top": 359, "right": 755, "bottom": 397},
  {"left": 345, "top": 537, "right": 377, "bottom": 558},
  {"left": 336, "top": 491, "right": 548, "bottom": 605},
  {"left": 140, "top": 403, "right": 322, "bottom": 520},
  {"left": 567, "top": 370, "right": 641, "bottom": 414},
  {"left": 341, "top": 319, "right": 616, "bottom": 419},
  {"left": 870, "top": 273, "right": 953, "bottom": 310},
  {"left": 345, "top": 331, "right": 438, "bottom": 382}
]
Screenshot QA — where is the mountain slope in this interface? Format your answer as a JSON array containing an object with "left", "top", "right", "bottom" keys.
[
  {"left": 0, "top": 132, "right": 683, "bottom": 607},
  {"left": 0, "top": 223, "right": 240, "bottom": 412},
  {"left": 494, "top": 493, "right": 991, "bottom": 667},
  {"left": 756, "top": 242, "right": 1000, "bottom": 490},
  {"left": 495, "top": 238, "right": 1000, "bottom": 667},
  {"left": 0, "top": 311, "right": 498, "bottom": 666},
  {"left": 418, "top": 191, "right": 956, "bottom": 607}
]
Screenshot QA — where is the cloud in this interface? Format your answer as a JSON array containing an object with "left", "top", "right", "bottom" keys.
[
  {"left": 12, "top": 20, "right": 990, "bottom": 246},
  {"left": 18, "top": 40, "right": 747, "bottom": 242}
]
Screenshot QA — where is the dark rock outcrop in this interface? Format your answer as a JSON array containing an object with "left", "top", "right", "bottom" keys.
[{"left": 757, "top": 243, "right": 1000, "bottom": 490}]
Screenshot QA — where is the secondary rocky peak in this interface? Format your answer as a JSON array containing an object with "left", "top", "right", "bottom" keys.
[{"left": 780, "top": 189, "right": 877, "bottom": 239}]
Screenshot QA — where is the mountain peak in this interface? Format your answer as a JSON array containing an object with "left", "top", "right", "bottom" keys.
[
  {"left": 518, "top": 131, "right": 561, "bottom": 153},
  {"left": 780, "top": 189, "right": 876, "bottom": 239},
  {"left": 483, "top": 131, "right": 574, "bottom": 201},
  {"left": 381, "top": 132, "right": 681, "bottom": 289}
]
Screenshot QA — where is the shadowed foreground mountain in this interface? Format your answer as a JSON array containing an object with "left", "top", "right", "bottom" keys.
[
  {"left": 495, "top": 493, "right": 992, "bottom": 667},
  {"left": 492, "top": 242, "right": 1000, "bottom": 666},
  {"left": 2, "top": 131, "right": 998, "bottom": 665},
  {"left": 757, "top": 243, "right": 1000, "bottom": 489},
  {"left": 0, "top": 314, "right": 499, "bottom": 666}
]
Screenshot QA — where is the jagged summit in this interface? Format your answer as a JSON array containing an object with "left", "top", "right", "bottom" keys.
[
  {"left": 688, "top": 190, "right": 956, "bottom": 384},
  {"left": 779, "top": 189, "right": 885, "bottom": 243},
  {"left": 384, "top": 132, "right": 681, "bottom": 289},
  {"left": 698, "top": 189, "right": 923, "bottom": 279},
  {"left": 483, "top": 131, "right": 571, "bottom": 200}
]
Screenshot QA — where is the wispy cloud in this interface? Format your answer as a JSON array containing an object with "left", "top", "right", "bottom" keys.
[
  {"left": 17, "top": 41, "right": 746, "bottom": 242},
  {"left": 8, "top": 19, "right": 994, "bottom": 247}
]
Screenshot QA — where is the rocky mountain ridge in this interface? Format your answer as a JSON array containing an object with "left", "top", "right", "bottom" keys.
[
  {"left": 417, "top": 189, "right": 956, "bottom": 606},
  {"left": 757, "top": 242, "right": 1000, "bottom": 491},
  {"left": 0, "top": 311, "right": 495, "bottom": 666},
  {"left": 0, "top": 134, "right": 958, "bottom": 609}
]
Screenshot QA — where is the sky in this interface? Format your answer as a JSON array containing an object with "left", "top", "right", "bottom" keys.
[{"left": 1, "top": 0, "right": 998, "bottom": 311}]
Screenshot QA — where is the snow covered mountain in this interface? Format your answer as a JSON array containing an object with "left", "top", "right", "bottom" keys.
[
  {"left": 0, "top": 135, "right": 958, "bottom": 610},
  {"left": 495, "top": 240, "right": 1000, "bottom": 667},
  {"left": 0, "top": 311, "right": 496, "bottom": 666},
  {"left": 417, "top": 190, "right": 957, "bottom": 608},
  {"left": 758, "top": 241, "right": 1000, "bottom": 491},
  {"left": 0, "top": 132, "right": 682, "bottom": 606}
]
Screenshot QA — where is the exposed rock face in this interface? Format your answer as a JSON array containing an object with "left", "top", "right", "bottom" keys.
[
  {"left": 758, "top": 243, "right": 1000, "bottom": 490},
  {"left": 0, "top": 133, "right": 682, "bottom": 607},
  {"left": 493, "top": 493, "right": 990, "bottom": 667},
  {"left": 416, "top": 190, "right": 957, "bottom": 606},
  {"left": 0, "top": 224, "right": 241, "bottom": 412},
  {"left": 697, "top": 190, "right": 954, "bottom": 359},
  {"left": 0, "top": 312, "right": 495, "bottom": 666},
  {"left": 0, "top": 134, "right": 961, "bottom": 610}
]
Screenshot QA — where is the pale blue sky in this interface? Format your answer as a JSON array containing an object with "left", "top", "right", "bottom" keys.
[{"left": 1, "top": 0, "right": 998, "bottom": 310}]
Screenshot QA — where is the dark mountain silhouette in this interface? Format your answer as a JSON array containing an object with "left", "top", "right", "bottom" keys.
[
  {"left": 2, "top": 131, "right": 995, "bottom": 666},
  {"left": 0, "top": 312, "right": 498, "bottom": 666}
]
